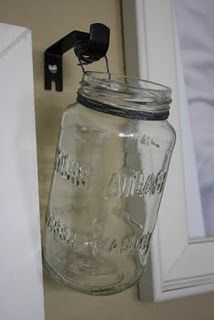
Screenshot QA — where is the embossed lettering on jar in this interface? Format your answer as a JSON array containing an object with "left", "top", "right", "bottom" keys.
[{"left": 43, "top": 72, "right": 176, "bottom": 295}]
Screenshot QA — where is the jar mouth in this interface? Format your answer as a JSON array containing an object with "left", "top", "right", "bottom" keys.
[{"left": 78, "top": 72, "right": 171, "bottom": 120}]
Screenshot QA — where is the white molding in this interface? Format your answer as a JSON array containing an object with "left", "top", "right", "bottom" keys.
[{"left": 122, "top": 0, "right": 214, "bottom": 302}]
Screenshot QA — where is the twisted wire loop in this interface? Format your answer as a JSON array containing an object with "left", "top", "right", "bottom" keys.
[
  {"left": 104, "top": 55, "right": 111, "bottom": 80},
  {"left": 74, "top": 40, "right": 111, "bottom": 78}
]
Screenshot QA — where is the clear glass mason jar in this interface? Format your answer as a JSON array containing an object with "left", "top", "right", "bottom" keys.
[{"left": 43, "top": 72, "right": 176, "bottom": 295}]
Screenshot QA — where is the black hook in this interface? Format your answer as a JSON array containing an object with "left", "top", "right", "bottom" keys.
[{"left": 44, "top": 23, "right": 110, "bottom": 91}]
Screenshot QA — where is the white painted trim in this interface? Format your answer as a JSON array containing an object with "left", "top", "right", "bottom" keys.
[
  {"left": 172, "top": 7, "right": 205, "bottom": 238},
  {"left": 122, "top": 0, "right": 214, "bottom": 302}
]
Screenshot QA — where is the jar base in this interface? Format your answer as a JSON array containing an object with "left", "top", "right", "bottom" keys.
[{"left": 43, "top": 252, "right": 144, "bottom": 296}]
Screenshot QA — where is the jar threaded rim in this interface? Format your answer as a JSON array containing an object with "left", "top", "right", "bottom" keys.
[{"left": 78, "top": 72, "right": 171, "bottom": 120}]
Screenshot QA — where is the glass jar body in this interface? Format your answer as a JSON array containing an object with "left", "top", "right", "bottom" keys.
[{"left": 43, "top": 101, "right": 175, "bottom": 295}]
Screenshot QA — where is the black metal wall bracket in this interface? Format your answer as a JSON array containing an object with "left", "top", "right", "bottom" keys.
[{"left": 44, "top": 23, "right": 110, "bottom": 91}]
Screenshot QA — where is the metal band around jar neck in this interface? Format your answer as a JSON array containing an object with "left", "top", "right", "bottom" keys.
[{"left": 77, "top": 93, "right": 169, "bottom": 120}]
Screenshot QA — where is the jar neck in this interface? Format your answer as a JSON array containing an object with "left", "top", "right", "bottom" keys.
[{"left": 77, "top": 72, "right": 171, "bottom": 121}]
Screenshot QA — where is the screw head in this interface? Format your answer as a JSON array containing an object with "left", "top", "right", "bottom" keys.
[{"left": 48, "top": 64, "right": 58, "bottom": 74}]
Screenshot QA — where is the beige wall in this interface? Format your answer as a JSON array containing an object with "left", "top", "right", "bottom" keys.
[{"left": 1, "top": 0, "right": 214, "bottom": 319}]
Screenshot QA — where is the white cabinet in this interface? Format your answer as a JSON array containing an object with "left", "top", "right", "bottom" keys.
[{"left": 0, "top": 23, "right": 44, "bottom": 319}]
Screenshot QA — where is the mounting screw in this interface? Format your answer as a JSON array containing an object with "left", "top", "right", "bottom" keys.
[{"left": 48, "top": 64, "right": 58, "bottom": 74}]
